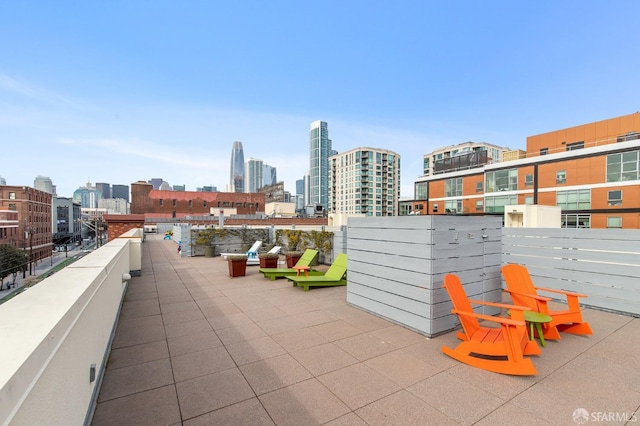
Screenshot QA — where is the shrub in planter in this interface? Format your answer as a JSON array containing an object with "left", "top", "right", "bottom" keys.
[
  {"left": 227, "top": 255, "right": 248, "bottom": 277},
  {"left": 258, "top": 252, "right": 279, "bottom": 268},
  {"left": 284, "top": 251, "right": 303, "bottom": 268}
]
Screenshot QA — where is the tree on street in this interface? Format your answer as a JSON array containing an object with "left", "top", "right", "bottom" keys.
[{"left": 0, "top": 244, "right": 27, "bottom": 290}]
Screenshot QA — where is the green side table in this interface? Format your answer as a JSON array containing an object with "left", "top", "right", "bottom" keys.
[{"left": 522, "top": 311, "right": 553, "bottom": 347}]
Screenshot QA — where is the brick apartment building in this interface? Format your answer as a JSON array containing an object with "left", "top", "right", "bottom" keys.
[
  {"left": 0, "top": 185, "right": 53, "bottom": 267},
  {"left": 414, "top": 112, "right": 640, "bottom": 228},
  {"left": 130, "top": 181, "right": 266, "bottom": 218}
]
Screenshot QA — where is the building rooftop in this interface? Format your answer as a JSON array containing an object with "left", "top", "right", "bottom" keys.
[{"left": 92, "top": 235, "right": 640, "bottom": 425}]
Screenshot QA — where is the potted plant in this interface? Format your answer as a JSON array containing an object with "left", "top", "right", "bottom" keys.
[
  {"left": 227, "top": 255, "right": 248, "bottom": 277},
  {"left": 258, "top": 252, "right": 279, "bottom": 268},
  {"left": 284, "top": 251, "right": 303, "bottom": 268},
  {"left": 194, "top": 229, "right": 216, "bottom": 257}
]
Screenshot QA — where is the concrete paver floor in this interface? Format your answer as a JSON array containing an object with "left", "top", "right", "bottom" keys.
[{"left": 92, "top": 235, "right": 640, "bottom": 425}]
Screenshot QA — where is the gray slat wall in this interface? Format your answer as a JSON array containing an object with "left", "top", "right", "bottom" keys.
[
  {"left": 347, "top": 216, "right": 503, "bottom": 337},
  {"left": 503, "top": 228, "right": 640, "bottom": 316}
]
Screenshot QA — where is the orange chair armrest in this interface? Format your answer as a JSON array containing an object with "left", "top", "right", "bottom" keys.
[
  {"left": 535, "top": 286, "right": 588, "bottom": 298},
  {"left": 503, "top": 289, "right": 552, "bottom": 302},
  {"left": 452, "top": 309, "right": 525, "bottom": 327},
  {"left": 469, "top": 299, "right": 531, "bottom": 311}
]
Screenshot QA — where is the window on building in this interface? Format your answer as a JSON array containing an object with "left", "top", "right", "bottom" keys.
[
  {"left": 485, "top": 169, "right": 517, "bottom": 192},
  {"left": 556, "top": 170, "right": 566, "bottom": 184},
  {"left": 9, "top": 192, "right": 16, "bottom": 200},
  {"left": 8, "top": 203, "right": 16, "bottom": 210},
  {"left": 172, "top": 199, "right": 177, "bottom": 207},
  {"left": 415, "top": 182, "right": 428, "bottom": 200},
  {"left": 203, "top": 201, "right": 207, "bottom": 207},
  {"left": 189, "top": 200, "right": 193, "bottom": 208},
  {"left": 616, "top": 132, "right": 640, "bottom": 143},
  {"left": 484, "top": 195, "right": 517, "bottom": 213},
  {"left": 524, "top": 174, "right": 534, "bottom": 186},
  {"left": 557, "top": 189, "right": 590, "bottom": 210},
  {"left": 445, "top": 177, "right": 463, "bottom": 197},
  {"left": 524, "top": 196, "right": 533, "bottom": 205},
  {"left": 159, "top": 199, "right": 163, "bottom": 207},
  {"left": 445, "top": 200, "right": 462, "bottom": 214},
  {"left": 476, "top": 181, "right": 483, "bottom": 193},
  {"left": 562, "top": 214, "right": 591, "bottom": 228},
  {"left": 608, "top": 190, "right": 622, "bottom": 206},
  {"left": 606, "top": 151, "right": 639, "bottom": 182},
  {"left": 540, "top": 148, "right": 549, "bottom": 155},
  {"left": 566, "top": 141, "right": 584, "bottom": 151},
  {"left": 476, "top": 200, "right": 483, "bottom": 211},
  {"left": 433, "top": 203, "right": 438, "bottom": 213},
  {"left": 607, "top": 217, "right": 622, "bottom": 228}
]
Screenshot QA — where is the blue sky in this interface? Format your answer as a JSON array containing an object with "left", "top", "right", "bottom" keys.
[{"left": 1, "top": 1, "right": 639, "bottom": 199}]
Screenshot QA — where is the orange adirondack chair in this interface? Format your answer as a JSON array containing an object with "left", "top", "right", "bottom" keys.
[
  {"left": 501, "top": 264, "right": 593, "bottom": 340},
  {"left": 441, "top": 274, "right": 540, "bottom": 376}
]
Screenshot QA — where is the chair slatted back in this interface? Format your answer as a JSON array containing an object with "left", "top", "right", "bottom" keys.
[
  {"left": 501, "top": 264, "right": 539, "bottom": 310},
  {"left": 443, "top": 274, "right": 480, "bottom": 338},
  {"left": 324, "top": 253, "right": 348, "bottom": 280},
  {"left": 295, "top": 249, "right": 319, "bottom": 267}
]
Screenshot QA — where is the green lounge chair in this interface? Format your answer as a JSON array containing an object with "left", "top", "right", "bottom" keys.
[
  {"left": 286, "top": 253, "right": 347, "bottom": 291},
  {"left": 259, "top": 249, "right": 322, "bottom": 281}
]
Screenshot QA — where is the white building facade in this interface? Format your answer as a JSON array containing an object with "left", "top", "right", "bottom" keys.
[{"left": 328, "top": 147, "right": 401, "bottom": 217}]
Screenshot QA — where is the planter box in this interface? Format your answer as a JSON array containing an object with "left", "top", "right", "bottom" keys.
[
  {"left": 228, "top": 259, "right": 247, "bottom": 277},
  {"left": 285, "top": 253, "right": 302, "bottom": 268},
  {"left": 259, "top": 257, "right": 279, "bottom": 268},
  {"left": 203, "top": 246, "right": 215, "bottom": 257}
]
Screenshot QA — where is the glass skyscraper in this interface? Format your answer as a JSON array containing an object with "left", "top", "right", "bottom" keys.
[
  {"left": 230, "top": 141, "right": 245, "bottom": 193},
  {"left": 309, "top": 120, "right": 332, "bottom": 209},
  {"left": 245, "top": 158, "right": 263, "bottom": 192}
]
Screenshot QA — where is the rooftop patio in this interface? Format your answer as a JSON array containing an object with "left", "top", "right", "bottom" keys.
[{"left": 92, "top": 235, "right": 640, "bottom": 425}]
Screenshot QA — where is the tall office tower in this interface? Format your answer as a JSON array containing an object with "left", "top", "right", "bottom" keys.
[
  {"left": 34, "top": 175, "right": 56, "bottom": 196},
  {"left": 245, "top": 158, "right": 264, "bottom": 192},
  {"left": 0, "top": 176, "right": 6, "bottom": 185},
  {"left": 112, "top": 184, "right": 130, "bottom": 202},
  {"left": 73, "top": 182, "right": 102, "bottom": 208},
  {"left": 96, "top": 182, "right": 111, "bottom": 199},
  {"left": 309, "top": 120, "right": 332, "bottom": 209},
  {"left": 329, "top": 147, "right": 401, "bottom": 217},
  {"left": 148, "top": 178, "right": 164, "bottom": 190},
  {"left": 295, "top": 178, "right": 304, "bottom": 211},
  {"left": 263, "top": 164, "right": 277, "bottom": 187},
  {"left": 230, "top": 141, "right": 245, "bottom": 192},
  {"left": 173, "top": 185, "right": 186, "bottom": 191}
]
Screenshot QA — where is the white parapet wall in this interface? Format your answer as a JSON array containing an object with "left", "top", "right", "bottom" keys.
[{"left": 0, "top": 231, "right": 141, "bottom": 426}]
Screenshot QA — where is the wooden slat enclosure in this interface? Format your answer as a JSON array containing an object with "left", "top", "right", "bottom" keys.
[
  {"left": 502, "top": 228, "right": 640, "bottom": 316},
  {"left": 347, "top": 216, "right": 503, "bottom": 337}
]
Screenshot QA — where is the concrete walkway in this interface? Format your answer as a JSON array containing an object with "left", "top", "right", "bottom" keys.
[{"left": 92, "top": 235, "right": 640, "bottom": 425}]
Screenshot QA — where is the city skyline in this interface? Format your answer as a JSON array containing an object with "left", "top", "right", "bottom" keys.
[{"left": 1, "top": 2, "right": 640, "bottom": 198}]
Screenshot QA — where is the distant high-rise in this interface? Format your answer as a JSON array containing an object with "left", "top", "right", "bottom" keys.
[
  {"left": 309, "top": 120, "right": 332, "bottom": 209},
  {"left": 173, "top": 185, "right": 186, "bottom": 191},
  {"left": 197, "top": 186, "right": 217, "bottom": 192},
  {"left": 96, "top": 182, "right": 111, "bottom": 199},
  {"left": 245, "top": 158, "right": 264, "bottom": 192},
  {"left": 73, "top": 182, "right": 102, "bottom": 208},
  {"left": 263, "top": 164, "right": 277, "bottom": 187},
  {"left": 329, "top": 147, "right": 401, "bottom": 217},
  {"left": 230, "top": 141, "right": 245, "bottom": 193},
  {"left": 112, "top": 184, "right": 129, "bottom": 202},
  {"left": 0, "top": 176, "right": 6, "bottom": 185},
  {"left": 148, "top": 178, "right": 164, "bottom": 190},
  {"left": 34, "top": 175, "right": 56, "bottom": 196}
]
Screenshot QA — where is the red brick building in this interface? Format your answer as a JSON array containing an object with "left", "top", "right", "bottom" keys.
[
  {"left": 0, "top": 185, "right": 53, "bottom": 268},
  {"left": 103, "top": 214, "right": 145, "bottom": 241},
  {"left": 130, "top": 181, "right": 266, "bottom": 217}
]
